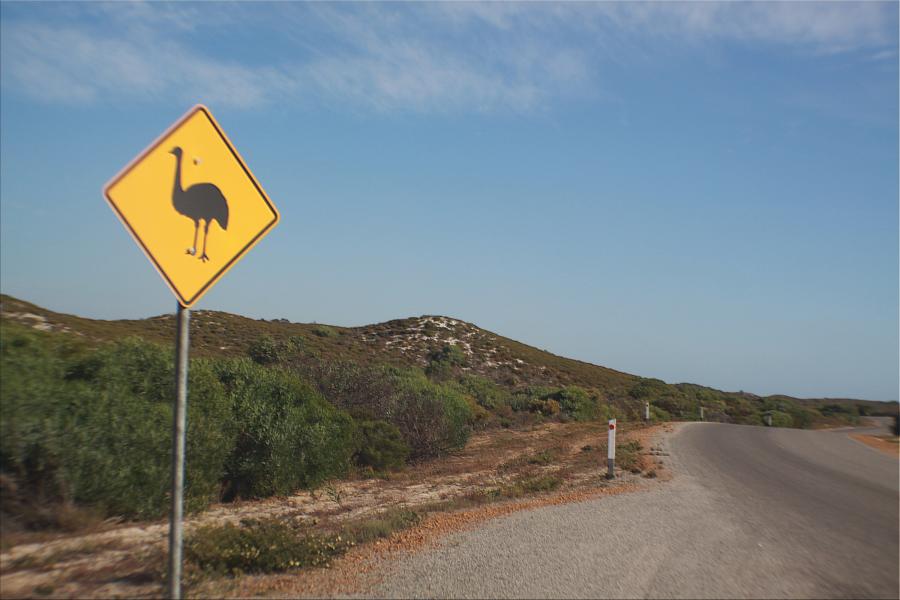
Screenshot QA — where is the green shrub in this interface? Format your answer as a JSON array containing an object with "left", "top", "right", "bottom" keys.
[
  {"left": 62, "top": 339, "right": 234, "bottom": 517},
  {"left": 214, "top": 360, "right": 355, "bottom": 500},
  {"left": 185, "top": 518, "right": 349, "bottom": 575},
  {"left": 554, "top": 387, "right": 598, "bottom": 421},
  {"left": 767, "top": 411, "right": 793, "bottom": 428},
  {"left": 386, "top": 373, "right": 473, "bottom": 458},
  {"left": 492, "top": 474, "right": 562, "bottom": 498},
  {"left": 311, "top": 325, "right": 337, "bottom": 338},
  {"left": 425, "top": 344, "right": 467, "bottom": 380},
  {"left": 344, "top": 508, "right": 420, "bottom": 544},
  {"left": 247, "top": 335, "right": 284, "bottom": 365},
  {"left": 428, "top": 344, "right": 467, "bottom": 366},
  {"left": 354, "top": 420, "right": 410, "bottom": 471},
  {"left": 302, "top": 363, "right": 473, "bottom": 460},
  {"left": 0, "top": 331, "right": 234, "bottom": 518},
  {"left": 456, "top": 376, "right": 512, "bottom": 411}
]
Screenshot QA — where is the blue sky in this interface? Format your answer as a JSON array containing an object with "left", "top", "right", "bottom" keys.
[{"left": 1, "top": 2, "right": 897, "bottom": 400}]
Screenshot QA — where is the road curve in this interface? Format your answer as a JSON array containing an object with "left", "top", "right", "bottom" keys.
[{"left": 369, "top": 423, "right": 899, "bottom": 599}]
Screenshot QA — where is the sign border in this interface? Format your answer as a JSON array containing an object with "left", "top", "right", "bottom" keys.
[{"left": 103, "top": 104, "right": 280, "bottom": 308}]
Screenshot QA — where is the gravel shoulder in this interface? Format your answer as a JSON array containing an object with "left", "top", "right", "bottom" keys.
[{"left": 368, "top": 422, "right": 899, "bottom": 599}]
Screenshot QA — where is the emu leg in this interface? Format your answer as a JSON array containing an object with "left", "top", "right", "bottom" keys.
[
  {"left": 199, "top": 221, "right": 211, "bottom": 262},
  {"left": 186, "top": 221, "right": 199, "bottom": 256}
]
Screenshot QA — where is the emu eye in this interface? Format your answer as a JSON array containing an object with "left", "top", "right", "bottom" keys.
[{"left": 193, "top": 157, "right": 201, "bottom": 165}]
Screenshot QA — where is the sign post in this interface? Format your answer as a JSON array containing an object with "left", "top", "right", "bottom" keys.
[
  {"left": 168, "top": 305, "right": 190, "bottom": 598},
  {"left": 644, "top": 402, "right": 650, "bottom": 422},
  {"left": 700, "top": 406, "right": 705, "bottom": 421},
  {"left": 103, "top": 105, "right": 279, "bottom": 599},
  {"left": 607, "top": 419, "right": 616, "bottom": 479}
]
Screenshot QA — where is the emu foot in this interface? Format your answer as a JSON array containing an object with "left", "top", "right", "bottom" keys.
[
  {"left": 186, "top": 248, "right": 196, "bottom": 256},
  {"left": 200, "top": 253, "right": 210, "bottom": 262}
]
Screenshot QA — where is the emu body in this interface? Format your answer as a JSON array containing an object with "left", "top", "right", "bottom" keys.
[{"left": 169, "top": 146, "right": 229, "bottom": 262}]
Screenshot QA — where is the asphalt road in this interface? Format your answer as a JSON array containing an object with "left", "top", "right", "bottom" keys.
[{"left": 371, "top": 422, "right": 899, "bottom": 599}]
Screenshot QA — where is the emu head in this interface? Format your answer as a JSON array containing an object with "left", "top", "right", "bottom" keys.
[{"left": 169, "top": 146, "right": 183, "bottom": 157}]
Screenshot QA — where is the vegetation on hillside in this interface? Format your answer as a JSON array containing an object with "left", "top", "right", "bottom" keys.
[{"left": 1, "top": 294, "right": 894, "bottom": 530}]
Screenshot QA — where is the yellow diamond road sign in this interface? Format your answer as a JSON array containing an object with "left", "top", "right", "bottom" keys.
[{"left": 103, "top": 105, "right": 279, "bottom": 307}]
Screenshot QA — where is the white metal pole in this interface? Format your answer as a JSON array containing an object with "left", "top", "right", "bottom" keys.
[
  {"left": 168, "top": 304, "right": 190, "bottom": 599},
  {"left": 644, "top": 402, "right": 650, "bottom": 421},
  {"left": 606, "top": 419, "right": 616, "bottom": 479},
  {"left": 700, "top": 406, "right": 704, "bottom": 421}
]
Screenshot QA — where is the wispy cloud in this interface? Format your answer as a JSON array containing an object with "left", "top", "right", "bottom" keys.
[{"left": 0, "top": 2, "right": 895, "bottom": 113}]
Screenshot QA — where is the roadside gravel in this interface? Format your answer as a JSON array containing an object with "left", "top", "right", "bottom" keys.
[{"left": 368, "top": 423, "right": 898, "bottom": 599}]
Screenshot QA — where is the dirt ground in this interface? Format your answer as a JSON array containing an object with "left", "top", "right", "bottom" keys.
[
  {"left": 0, "top": 421, "right": 673, "bottom": 599},
  {"left": 849, "top": 433, "right": 900, "bottom": 458}
]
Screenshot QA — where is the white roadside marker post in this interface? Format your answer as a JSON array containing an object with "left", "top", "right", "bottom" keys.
[
  {"left": 644, "top": 402, "right": 650, "bottom": 421},
  {"left": 700, "top": 406, "right": 704, "bottom": 421},
  {"left": 606, "top": 419, "right": 616, "bottom": 479}
]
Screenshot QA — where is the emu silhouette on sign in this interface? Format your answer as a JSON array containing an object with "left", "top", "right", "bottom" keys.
[{"left": 169, "top": 146, "right": 229, "bottom": 262}]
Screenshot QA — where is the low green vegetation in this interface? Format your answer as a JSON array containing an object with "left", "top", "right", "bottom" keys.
[
  {"left": 185, "top": 518, "right": 350, "bottom": 575},
  {"left": 343, "top": 507, "right": 421, "bottom": 544},
  {"left": 471, "top": 474, "right": 564, "bottom": 502}
]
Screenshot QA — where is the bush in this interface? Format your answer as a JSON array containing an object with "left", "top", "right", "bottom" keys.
[
  {"left": 344, "top": 508, "right": 420, "bottom": 544},
  {"left": 247, "top": 335, "right": 284, "bottom": 365},
  {"left": 385, "top": 372, "right": 473, "bottom": 459},
  {"left": 302, "top": 363, "right": 473, "bottom": 460},
  {"left": 491, "top": 474, "right": 562, "bottom": 499},
  {"left": 425, "top": 344, "right": 467, "bottom": 380},
  {"left": 554, "top": 387, "right": 598, "bottom": 421},
  {"left": 455, "top": 376, "right": 513, "bottom": 411},
  {"left": 767, "top": 411, "right": 793, "bottom": 428},
  {"left": 61, "top": 340, "right": 234, "bottom": 517},
  {"left": 354, "top": 420, "right": 410, "bottom": 471},
  {"left": 303, "top": 362, "right": 395, "bottom": 420},
  {"left": 214, "top": 360, "right": 355, "bottom": 500},
  {"left": 311, "top": 325, "right": 338, "bottom": 338},
  {"left": 0, "top": 330, "right": 234, "bottom": 519},
  {"left": 185, "top": 518, "right": 350, "bottom": 575}
]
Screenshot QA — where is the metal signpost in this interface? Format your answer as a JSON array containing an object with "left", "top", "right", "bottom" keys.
[
  {"left": 606, "top": 419, "right": 616, "bottom": 479},
  {"left": 103, "top": 105, "right": 279, "bottom": 598}
]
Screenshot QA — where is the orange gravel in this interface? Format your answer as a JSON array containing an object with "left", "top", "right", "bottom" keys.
[{"left": 850, "top": 434, "right": 899, "bottom": 458}]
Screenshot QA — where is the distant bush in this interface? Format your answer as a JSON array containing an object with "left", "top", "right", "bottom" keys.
[
  {"left": 628, "top": 378, "right": 669, "bottom": 400},
  {"left": 247, "top": 335, "right": 285, "bottom": 365},
  {"left": 425, "top": 344, "right": 468, "bottom": 381},
  {"left": 311, "top": 325, "right": 338, "bottom": 338},
  {"left": 455, "top": 376, "right": 512, "bottom": 411},
  {"left": 353, "top": 420, "right": 409, "bottom": 471},
  {"left": 553, "top": 386, "right": 598, "bottom": 421},
  {"left": 784, "top": 405, "right": 817, "bottom": 429},
  {"left": 214, "top": 359, "right": 355, "bottom": 500}
]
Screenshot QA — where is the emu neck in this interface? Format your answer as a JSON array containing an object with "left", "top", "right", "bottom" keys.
[{"left": 172, "top": 154, "right": 184, "bottom": 206}]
